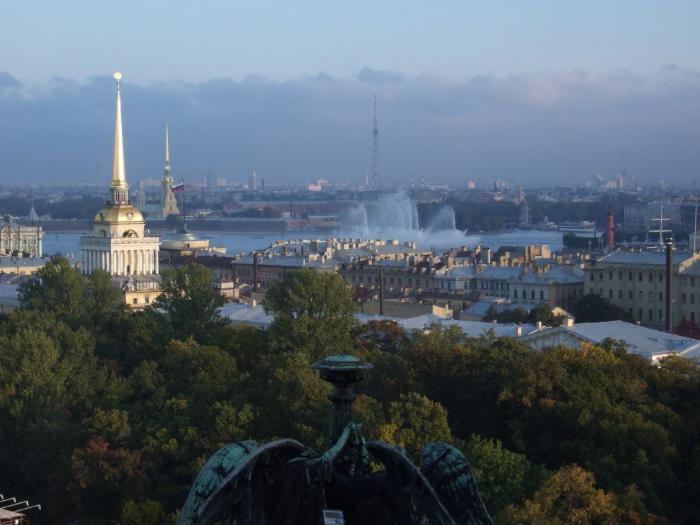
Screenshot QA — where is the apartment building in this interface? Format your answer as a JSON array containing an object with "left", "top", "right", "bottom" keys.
[{"left": 584, "top": 250, "right": 700, "bottom": 328}]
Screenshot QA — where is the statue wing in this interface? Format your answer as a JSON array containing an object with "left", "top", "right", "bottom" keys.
[
  {"left": 177, "top": 440, "right": 259, "bottom": 525},
  {"left": 366, "top": 440, "right": 457, "bottom": 525},
  {"left": 194, "top": 438, "right": 308, "bottom": 525},
  {"left": 420, "top": 442, "right": 493, "bottom": 525}
]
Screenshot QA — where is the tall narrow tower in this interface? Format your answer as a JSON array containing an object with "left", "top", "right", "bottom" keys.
[
  {"left": 162, "top": 123, "right": 180, "bottom": 217},
  {"left": 80, "top": 72, "right": 160, "bottom": 282},
  {"left": 372, "top": 94, "right": 379, "bottom": 188}
]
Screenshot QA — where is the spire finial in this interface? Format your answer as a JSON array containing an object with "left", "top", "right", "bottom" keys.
[{"left": 111, "top": 71, "right": 128, "bottom": 203}]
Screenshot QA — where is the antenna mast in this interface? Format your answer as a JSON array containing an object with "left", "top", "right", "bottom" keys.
[
  {"left": 372, "top": 94, "right": 379, "bottom": 188},
  {"left": 649, "top": 204, "right": 672, "bottom": 248}
]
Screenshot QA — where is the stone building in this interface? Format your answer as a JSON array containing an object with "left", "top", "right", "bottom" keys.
[
  {"left": 584, "top": 250, "right": 700, "bottom": 328},
  {"left": 0, "top": 219, "right": 43, "bottom": 257},
  {"left": 79, "top": 72, "right": 160, "bottom": 309}
]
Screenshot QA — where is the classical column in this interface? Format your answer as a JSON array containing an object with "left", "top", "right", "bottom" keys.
[{"left": 155, "top": 251, "right": 159, "bottom": 274}]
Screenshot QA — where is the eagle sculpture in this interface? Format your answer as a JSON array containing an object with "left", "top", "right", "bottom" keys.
[{"left": 177, "top": 355, "right": 492, "bottom": 525}]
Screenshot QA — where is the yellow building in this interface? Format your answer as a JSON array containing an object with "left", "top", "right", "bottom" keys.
[{"left": 79, "top": 72, "right": 161, "bottom": 309}]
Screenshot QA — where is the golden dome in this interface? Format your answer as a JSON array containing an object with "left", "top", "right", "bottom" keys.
[{"left": 94, "top": 204, "right": 144, "bottom": 223}]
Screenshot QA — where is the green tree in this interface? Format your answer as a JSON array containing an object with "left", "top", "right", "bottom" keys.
[
  {"left": 378, "top": 392, "right": 453, "bottom": 460},
  {"left": 18, "top": 255, "right": 88, "bottom": 324},
  {"left": 264, "top": 268, "right": 357, "bottom": 359},
  {"left": 463, "top": 434, "right": 548, "bottom": 516},
  {"left": 498, "top": 465, "right": 667, "bottom": 525},
  {"left": 155, "top": 263, "right": 225, "bottom": 341},
  {"left": 525, "top": 303, "right": 565, "bottom": 327},
  {"left": 571, "top": 293, "right": 634, "bottom": 323}
]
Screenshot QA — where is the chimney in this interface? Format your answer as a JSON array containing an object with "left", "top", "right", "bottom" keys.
[
  {"left": 565, "top": 317, "right": 574, "bottom": 327},
  {"left": 607, "top": 210, "right": 615, "bottom": 249},
  {"left": 536, "top": 321, "right": 543, "bottom": 331},
  {"left": 515, "top": 325, "right": 522, "bottom": 337}
]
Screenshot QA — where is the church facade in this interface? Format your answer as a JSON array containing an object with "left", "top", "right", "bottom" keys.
[{"left": 79, "top": 72, "right": 160, "bottom": 308}]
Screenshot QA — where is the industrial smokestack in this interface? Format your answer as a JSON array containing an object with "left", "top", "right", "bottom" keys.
[
  {"left": 665, "top": 241, "right": 673, "bottom": 332},
  {"left": 607, "top": 210, "right": 615, "bottom": 249}
]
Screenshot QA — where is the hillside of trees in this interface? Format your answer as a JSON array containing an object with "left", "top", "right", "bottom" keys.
[{"left": 1, "top": 257, "right": 699, "bottom": 524}]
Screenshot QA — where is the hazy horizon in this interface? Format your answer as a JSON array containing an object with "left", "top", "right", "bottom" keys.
[{"left": 2, "top": 1, "right": 699, "bottom": 187}]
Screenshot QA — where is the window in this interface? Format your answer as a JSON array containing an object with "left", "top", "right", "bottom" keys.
[
  {"left": 649, "top": 273, "right": 653, "bottom": 282},
  {"left": 628, "top": 272, "right": 633, "bottom": 281},
  {"left": 609, "top": 271, "right": 613, "bottom": 280},
  {"left": 609, "top": 289, "right": 613, "bottom": 299},
  {"left": 659, "top": 273, "right": 663, "bottom": 282},
  {"left": 648, "top": 292, "right": 654, "bottom": 303},
  {"left": 618, "top": 271, "right": 623, "bottom": 280},
  {"left": 683, "top": 293, "right": 687, "bottom": 303},
  {"left": 692, "top": 294, "right": 696, "bottom": 305},
  {"left": 540, "top": 290, "right": 544, "bottom": 300},
  {"left": 145, "top": 296, "right": 150, "bottom": 303},
  {"left": 514, "top": 290, "right": 518, "bottom": 298},
  {"left": 599, "top": 272, "right": 604, "bottom": 280},
  {"left": 522, "top": 290, "right": 526, "bottom": 299},
  {"left": 659, "top": 292, "right": 663, "bottom": 302},
  {"left": 659, "top": 310, "right": 663, "bottom": 322},
  {"left": 648, "top": 309, "right": 653, "bottom": 321},
  {"left": 628, "top": 290, "right": 633, "bottom": 299},
  {"left": 638, "top": 308, "right": 643, "bottom": 319},
  {"left": 590, "top": 273, "right": 595, "bottom": 282},
  {"left": 531, "top": 290, "right": 535, "bottom": 300},
  {"left": 638, "top": 290, "right": 643, "bottom": 300},
  {"left": 639, "top": 272, "right": 643, "bottom": 282},
  {"left": 618, "top": 290, "right": 623, "bottom": 299},
  {"left": 132, "top": 298, "right": 138, "bottom": 305},
  {"left": 692, "top": 312, "right": 696, "bottom": 322},
  {"left": 692, "top": 278, "right": 696, "bottom": 287}
]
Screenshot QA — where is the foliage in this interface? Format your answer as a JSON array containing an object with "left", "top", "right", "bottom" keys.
[
  {"left": 463, "top": 434, "right": 548, "bottom": 516},
  {"left": 1, "top": 265, "right": 699, "bottom": 524},
  {"left": 155, "top": 263, "right": 225, "bottom": 342},
  {"left": 378, "top": 392, "right": 453, "bottom": 460},
  {"left": 571, "top": 293, "right": 634, "bottom": 322},
  {"left": 498, "top": 465, "right": 669, "bottom": 525},
  {"left": 264, "top": 267, "right": 357, "bottom": 359},
  {"left": 484, "top": 303, "right": 566, "bottom": 326}
]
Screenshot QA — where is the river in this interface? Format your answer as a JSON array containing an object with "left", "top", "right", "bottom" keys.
[{"left": 43, "top": 229, "right": 564, "bottom": 258}]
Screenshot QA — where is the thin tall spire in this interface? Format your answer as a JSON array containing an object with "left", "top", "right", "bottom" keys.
[
  {"left": 165, "top": 122, "right": 170, "bottom": 166},
  {"left": 112, "top": 72, "right": 127, "bottom": 189}
]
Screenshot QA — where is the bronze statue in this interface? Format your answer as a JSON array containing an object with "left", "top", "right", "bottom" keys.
[{"left": 178, "top": 354, "right": 492, "bottom": 525}]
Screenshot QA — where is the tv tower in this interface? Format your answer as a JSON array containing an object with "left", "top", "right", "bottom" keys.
[{"left": 372, "top": 94, "right": 379, "bottom": 188}]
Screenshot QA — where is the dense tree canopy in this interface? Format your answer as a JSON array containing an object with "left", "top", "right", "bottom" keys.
[
  {"left": 1, "top": 265, "right": 699, "bottom": 524},
  {"left": 264, "top": 267, "right": 357, "bottom": 359}
]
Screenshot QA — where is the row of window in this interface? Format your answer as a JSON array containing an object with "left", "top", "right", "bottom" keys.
[
  {"left": 601, "top": 288, "right": 665, "bottom": 303},
  {"left": 594, "top": 270, "right": 700, "bottom": 289},
  {"left": 629, "top": 307, "right": 665, "bottom": 323},
  {"left": 591, "top": 270, "right": 666, "bottom": 283}
]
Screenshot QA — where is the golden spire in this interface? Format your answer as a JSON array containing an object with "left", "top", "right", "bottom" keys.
[
  {"left": 112, "top": 71, "right": 127, "bottom": 190},
  {"left": 165, "top": 122, "right": 170, "bottom": 165}
]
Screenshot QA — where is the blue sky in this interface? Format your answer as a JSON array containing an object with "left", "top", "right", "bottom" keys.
[
  {"left": 1, "top": 1, "right": 699, "bottom": 186},
  {"left": 3, "top": 1, "right": 698, "bottom": 82}
]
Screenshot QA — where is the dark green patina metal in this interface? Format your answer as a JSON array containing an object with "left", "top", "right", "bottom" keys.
[
  {"left": 311, "top": 354, "right": 372, "bottom": 445},
  {"left": 177, "top": 355, "right": 493, "bottom": 525}
]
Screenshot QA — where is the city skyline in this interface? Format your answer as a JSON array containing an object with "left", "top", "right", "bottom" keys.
[{"left": 1, "top": 1, "right": 699, "bottom": 186}]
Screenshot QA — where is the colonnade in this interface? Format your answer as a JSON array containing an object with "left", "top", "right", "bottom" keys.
[{"left": 81, "top": 247, "right": 159, "bottom": 276}]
